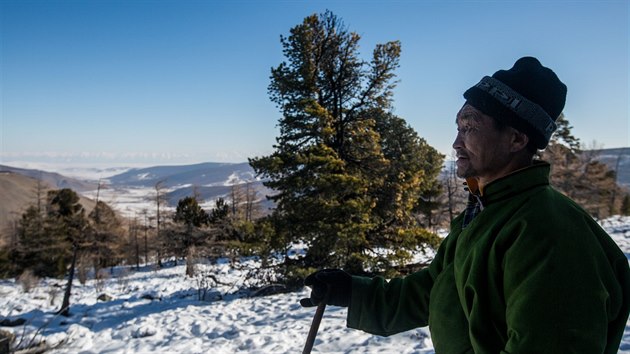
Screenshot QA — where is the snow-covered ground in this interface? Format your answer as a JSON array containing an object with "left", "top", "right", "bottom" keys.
[
  {"left": 1, "top": 217, "right": 629, "bottom": 354},
  {"left": 82, "top": 185, "right": 166, "bottom": 219}
]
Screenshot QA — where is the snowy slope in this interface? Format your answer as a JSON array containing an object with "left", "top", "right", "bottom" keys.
[
  {"left": 1, "top": 217, "right": 629, "bottom": 354},
  {"left": 106, "top": 162, "right": 256, "bottom": 188}
]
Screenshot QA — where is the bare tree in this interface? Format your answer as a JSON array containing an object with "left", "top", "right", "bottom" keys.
[
  {"left": 35, "top": 172, "right": 45, "bottom": 213},
  {"left": 154, "top": 180, "right": 167, "bottom": 267},
  {"left": 130, "top": 215, "right": 141, "bottom": 270},
  {"left": 141, "top": 208, "right": 150, "bottom": 266},
  {"left": 229, "top": 184, "right": 242, "bottom": 218},
  {"left": 442, "top": 152, "right": 467, "bottom": 225},
  {"left": 244, "top": 181, "right": 262, "bottom": 222},
  {"left": 609, "top": 148, "right": 629, "bottom": 215}
]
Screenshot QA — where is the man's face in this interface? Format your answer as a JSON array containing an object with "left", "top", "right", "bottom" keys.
[{"left": 452, "top": 104, "right": 515, "bottom": 184}]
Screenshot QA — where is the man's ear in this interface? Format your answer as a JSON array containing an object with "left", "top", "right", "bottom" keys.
[{"left": 509, "top": 129, "right": 529, "bottom": 152}]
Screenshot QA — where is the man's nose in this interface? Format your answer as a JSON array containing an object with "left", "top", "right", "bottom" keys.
[{"left": 452, "top": 133, "right": 463, "bottom": 150}]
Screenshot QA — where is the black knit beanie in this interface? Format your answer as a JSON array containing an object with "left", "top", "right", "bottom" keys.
[{"left": 463, "top": 57, "right": 567, "bottom": 149}]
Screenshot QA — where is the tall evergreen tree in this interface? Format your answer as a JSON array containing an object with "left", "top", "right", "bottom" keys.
[
  {"left": 88, "top": 200, "right": 123, "bottom": 273},
  {"left": 210, "top": 197, "right": 230, "bottom": 223},
  {"left": 208, "top": 197, "right": 239, "bottom": 243},
  {"left": 370, "top": 110, "right": 443, "bottom": 266},
  {"left": 11, "top": 205, "right": 53, "bottom": 277},
  {"left": 46, "top": 188, "right": 88, "bottom": 316},
  {"left": 250, "top": 11, "right": 441, "bottom": 274},
  {"left": 174, "top": 196, "right": 210, "bottom": 231}
]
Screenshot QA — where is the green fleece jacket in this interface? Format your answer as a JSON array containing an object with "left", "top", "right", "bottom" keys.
[{"left": 347, "top": 162, "right": 630, "bottom": 353}]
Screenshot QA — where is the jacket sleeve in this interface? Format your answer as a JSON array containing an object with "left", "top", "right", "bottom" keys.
[
  {"left": 345, "top": 237, "right": 448, "bottom": 336},
  {"left": 500, "top": 215, "right": 628, "bottom": 354}
]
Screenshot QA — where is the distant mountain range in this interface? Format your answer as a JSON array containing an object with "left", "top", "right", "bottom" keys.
[
  {"left": 2, "top": 148, "right": 629, "bottom": 239},
  {"left": 107, "top": 162, "right": 256, "bottom": 188},
  {"left": 103, "top": 162, "right": 273, "bottom": 207}
]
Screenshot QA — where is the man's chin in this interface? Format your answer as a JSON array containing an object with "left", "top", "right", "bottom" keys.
[
  {"left": 456, "top": 160, "right": 469, "bottom": 177},
  {"left": 456, "top": 165, "right": 475, "bottom": 179}
]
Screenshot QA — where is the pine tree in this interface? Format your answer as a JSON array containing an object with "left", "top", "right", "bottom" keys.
[
  {"left": 548, "top": 113, "right": 581, "bottom": 154},
  {"left": 174, "top": 196, "right": 210, "bottom": 231},
  {"left": 11, "top": 205, "right": 52, "bottom": 277},
  {"left": 370, "top": 110, "right": 443, "bottom": 268},
  {"left": 250, "top": 11, "right": 441, "bottom": 274},
  {"left": 46, "top": 188, "right": 88, "bottom": 316},
  {"left": 172, "top": 196, "right": 210, "bottom": 276},
  {"left": 88, "top": 200, "right": 123, "bottom": 273},
  {"left": 210, "top": 198, "right": 229, "bottom": 224}
]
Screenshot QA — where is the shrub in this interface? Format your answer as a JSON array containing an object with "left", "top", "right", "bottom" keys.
[{"left": 17, "top": 270, "right": 38, "bottom": 293}]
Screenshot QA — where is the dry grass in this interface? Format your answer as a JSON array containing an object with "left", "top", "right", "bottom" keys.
[{"left": 0, "top": 171, "right": 97, "bottom": 245}]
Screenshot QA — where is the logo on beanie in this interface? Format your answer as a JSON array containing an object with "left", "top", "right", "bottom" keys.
[
  {"left": 474, "top": 76, "right": 557, "bottom": 144},
  {"left": 476, "top": 79, "right": 523, "bottom": 110}
]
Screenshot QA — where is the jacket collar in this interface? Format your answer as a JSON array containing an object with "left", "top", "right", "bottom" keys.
[{"left": 466, "top": 161, "right": 551, "bottom": 207}]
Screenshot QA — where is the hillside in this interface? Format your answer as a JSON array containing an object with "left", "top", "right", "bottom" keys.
[
  {"left": 0, "top": 165, "right": 98, "bottom": 192},
  {"left": 0, "top": 172, "right": 96, "bottom": 243},
  {"left": 0, "top": 172, "right": 45, "bottom": 240}
]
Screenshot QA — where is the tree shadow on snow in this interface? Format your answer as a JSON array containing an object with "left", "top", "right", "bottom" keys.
[{"left": 2, "top": 288, "right": 224, "bottom": 337}]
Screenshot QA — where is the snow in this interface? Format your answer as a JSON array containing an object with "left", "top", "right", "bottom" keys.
[
  {"left": 82, "top": 185, "right": 166, "bottom": 218},
  {"left": 134, "top": 173, "right": 154, "bottom": 181},
  {"left": 225, "top": 172, "right": 243, "bottom": 186},
  {"left": 1, "top": 217, "right": 629, "bottom": 353}
]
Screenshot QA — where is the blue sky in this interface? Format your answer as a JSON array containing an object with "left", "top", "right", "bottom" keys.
[{"left": 1, "top": 0, "right": 628, "bottom": 166}]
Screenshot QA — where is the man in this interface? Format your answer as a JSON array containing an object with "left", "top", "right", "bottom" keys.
[{"left": 300, "top": 57, "right": 630, "bottom": 353}]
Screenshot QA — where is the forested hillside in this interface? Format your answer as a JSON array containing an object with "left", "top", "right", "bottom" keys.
[{"left": 0, "top": 172, "right": 96, "bottom": 243}]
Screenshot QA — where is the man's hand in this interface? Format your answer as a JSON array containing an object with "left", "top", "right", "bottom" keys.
[{"left": 300, "top": 269, "right": 352, "bottom": 307}]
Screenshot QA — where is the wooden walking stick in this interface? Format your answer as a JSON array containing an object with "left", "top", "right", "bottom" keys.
[{"left": 302, "top": 302, "right": 327, "bottom": 354}]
